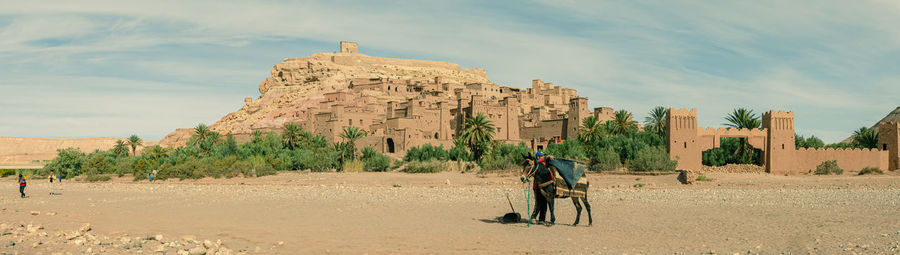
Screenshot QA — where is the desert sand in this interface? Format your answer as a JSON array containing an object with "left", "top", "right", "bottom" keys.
[{"left": 2, "top": 171, "right": 900, "bottom": 254}]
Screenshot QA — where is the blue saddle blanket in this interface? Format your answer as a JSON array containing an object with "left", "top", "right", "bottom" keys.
[{"left": 548, "top": 158, "right": 586, "bottom": 189}]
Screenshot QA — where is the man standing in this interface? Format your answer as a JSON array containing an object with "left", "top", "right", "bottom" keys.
[{"left": 525, "top": 151, "right": 551, "bottom": 224}]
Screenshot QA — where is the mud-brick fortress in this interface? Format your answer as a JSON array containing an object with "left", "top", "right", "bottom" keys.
[
  {"left": 159, "top": 41, "right": 899, "bottom": 174},
  {"left": 667, "top": 108, "right": 900, "bottom": 174},
  {"left": 282, "top": 42, "right": 615, "bottom": 153}
]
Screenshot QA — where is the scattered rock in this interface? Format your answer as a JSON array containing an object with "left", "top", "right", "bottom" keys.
[
  {"left": 73, "top": 238, "right": 85, "bottom": 246},
  {"left": 155, "top": 234, "right": 164, "bottom": 242},
  {"left": 79, "top": 223, "right": 92, "bottom": 232},
  {"left": 182, "top": 235, "right": 197, "bottom": 243},
  {"left": 203, "top": 240, "right": 214, "bottom": 249},
  {"left": 29, "top": 211, "right": 40, "bottom": 216},
  {"left": 188, "top": 246, "right": 207, "bottom": 255}
]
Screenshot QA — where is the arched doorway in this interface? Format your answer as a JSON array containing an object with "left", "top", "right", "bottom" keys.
[{"left": 386, "top": 138, "right": 395, "bottom": 153}]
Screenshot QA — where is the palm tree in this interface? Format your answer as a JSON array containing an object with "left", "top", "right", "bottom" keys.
[
  {"left": 723, "top": 108, "right": 761, "bottom": 164},
  {"left": 611, "top": 110, "right": 638, "bottom": 135},
  {"left": 724, "top": 108, "right": 761, "bottom": 130},
  {"left": 644, "top": 106, "right": 668, "bottom": 137},
  {"left": 461, "top": 113, "right": 495, "bottom": 161},
  {"left": 282, "top": 122, "right": 303, "bottom": 150},
  {"left": 340, "top": 126, "right": 366, "bottom": 160},
  {"left": 144, "top": 145, "right": 169, "bottom": 160},
  {"left": 578, "top": 116, "right": 606, "bottom": 153},
  {"left": 127, "top": 135, "right": 143, "bottom": 156},
  {"left": 112, "top": 140, "right": 129, "bottom": 157},
  {"left": 852, "top": 127, "right": 879, "bottom": 149},
  {"left": 194, "top": 124, "right": 211, "bottom": 143}
]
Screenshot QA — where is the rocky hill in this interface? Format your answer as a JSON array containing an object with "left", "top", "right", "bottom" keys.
[{"left": 159, "top": 50, "right": 508, "bottom": 147}]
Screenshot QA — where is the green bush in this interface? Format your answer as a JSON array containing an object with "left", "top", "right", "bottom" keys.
[
  {"left": 361, "top": 147, "right": 390, "bottom": 172},
  {"left": 546, "top": 140, "right": 586, "bottom": 160},
  {"left": 245, "top": 155, "right": 277, "bottom": 177},
  {"left": 814, "top": 160, "right": 843, "bottom": 175},
  {"left": 404, "top": 144, "right": 449, "bottom": 162},
  {"left": 480, "top": 142, "right": 530, "bottom": 171},
  {"left": 628, "top": 146, "right": 677, "bottom": 172},
  {"left": 702, "top": 138, "right": 762, "bottom": 166},
  {"left": 858, "top": 167, "right": 883, "bottom": 175},
  {"left": 403, "top": 160, "right": 444, "bottom": 173},
  {"left": 83, "top": 153, "right": 115, "bottom": 175},
  {"left": 132, "top": 158, "right": 157, "bottom": 181},
  {"left": 114, "top": 157, "right": 133, "bottom": 177},
  {"left": 42, "top": 147, "right": 86, "bottom": 178},
  {"left": 342, "top": 160, "right": 365, "bottom": 172},
  {"left": 0, "top": 169, "right": 17, "bottom": 177},
  {"left": 696, "top": 175, "right": 713, "bottom": 182},
  {"left": 295, "top": 149, "right": 338, "bottom": 172},
  {"left": 85, "top": 175, "right": 112, "bottom": 182},
  {"left": 590, "top": 147, "right": 622, "bottom": 171}
]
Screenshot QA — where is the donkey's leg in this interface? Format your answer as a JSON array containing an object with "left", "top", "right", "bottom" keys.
[
  {"left": 571, "top": 197, "right": 582, "bottom": 226},
  {"left": 582, "top": 196, "right": 593, "bottom": 227}
]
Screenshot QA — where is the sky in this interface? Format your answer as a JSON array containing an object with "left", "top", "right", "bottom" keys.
[{"left": 0, "top": 0, "right": 898, "bottom": 143}]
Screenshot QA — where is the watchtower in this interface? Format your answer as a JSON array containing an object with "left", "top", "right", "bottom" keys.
[
  {"left": 666, "top": 108, "right": 700, "bottom": 170},
  {"left": 340, "top": 41, "right": 358, "bottom": 54},
  {"left": 762, "top": 111, "right": 795, "bottom": 174},
  {"left": 565, "top": 97, "right": 589, "bottom": 139},
  {"left": 878, "top": 122, "right": 900, "bottom": 170}
]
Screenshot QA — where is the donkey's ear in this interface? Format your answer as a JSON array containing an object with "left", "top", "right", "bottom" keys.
[{"left": 521, "top": 153, "right": 534, "bottom": 161}]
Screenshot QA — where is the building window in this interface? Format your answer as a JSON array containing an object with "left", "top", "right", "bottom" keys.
[
  {"left": 349, "top": 119, "right": 352, "bottom": 125},
  {"left": 884, "top": 144, "right": 889, "bottom": 150},
  {"left": 782, "top": 144, "right": 785, "bottom": 150},
  {"left": 497, "top": 127, "right": 501, "bottom": 133}
]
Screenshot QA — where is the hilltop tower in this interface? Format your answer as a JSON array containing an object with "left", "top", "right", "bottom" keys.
[
  {"left": 340, "top": 41, "right": 358, "bottom": 54},
  {"left": 666, "top": 108, "right": 700, "bottom": 170},
  {"left": 762, "top": 111, "right": 796, "bottom": 174},
  {"left": 878, "top": 122, "right": 900, "bottom": 170}
]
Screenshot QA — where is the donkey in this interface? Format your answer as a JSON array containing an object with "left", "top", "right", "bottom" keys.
[{"left": 522, "top": 155, "right": 593, "bottom": 226}]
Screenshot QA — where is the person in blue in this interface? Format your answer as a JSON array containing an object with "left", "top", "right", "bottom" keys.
[{"left": 18, "top": 174, "right": 27, "bottom": 198}]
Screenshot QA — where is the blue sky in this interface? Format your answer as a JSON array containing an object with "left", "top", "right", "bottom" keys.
[{"left": 1, "top": 0, "right": 898, "bottom": 143}]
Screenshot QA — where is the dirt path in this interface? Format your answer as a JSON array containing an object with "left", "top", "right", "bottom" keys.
[{"left": 2, "top": 172, "right": 900, "bottom": 254}]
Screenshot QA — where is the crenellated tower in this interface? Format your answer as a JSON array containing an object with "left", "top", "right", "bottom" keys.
[
  {"left": 762, "top": 110, "right": 796, "bottom": 174},
  {"left": 666, "top": 108, "right": 700, "bottom": 170}
]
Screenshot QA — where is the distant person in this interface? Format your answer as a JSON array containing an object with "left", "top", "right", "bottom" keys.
[
  {"left": 18, "top": 174, "right": 27, "bottom": 198},
  {"left": 48, "top": 171, "right": 56, "bottom": 195}
]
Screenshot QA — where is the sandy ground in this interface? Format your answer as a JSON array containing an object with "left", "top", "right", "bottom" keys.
[{"left": 2, "top": 171, "right": 900, "bottom": 254}]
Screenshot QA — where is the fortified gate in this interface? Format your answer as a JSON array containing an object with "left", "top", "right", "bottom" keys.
[{"left": 666, "top": 108, "right": 899, "bottom": 174}]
